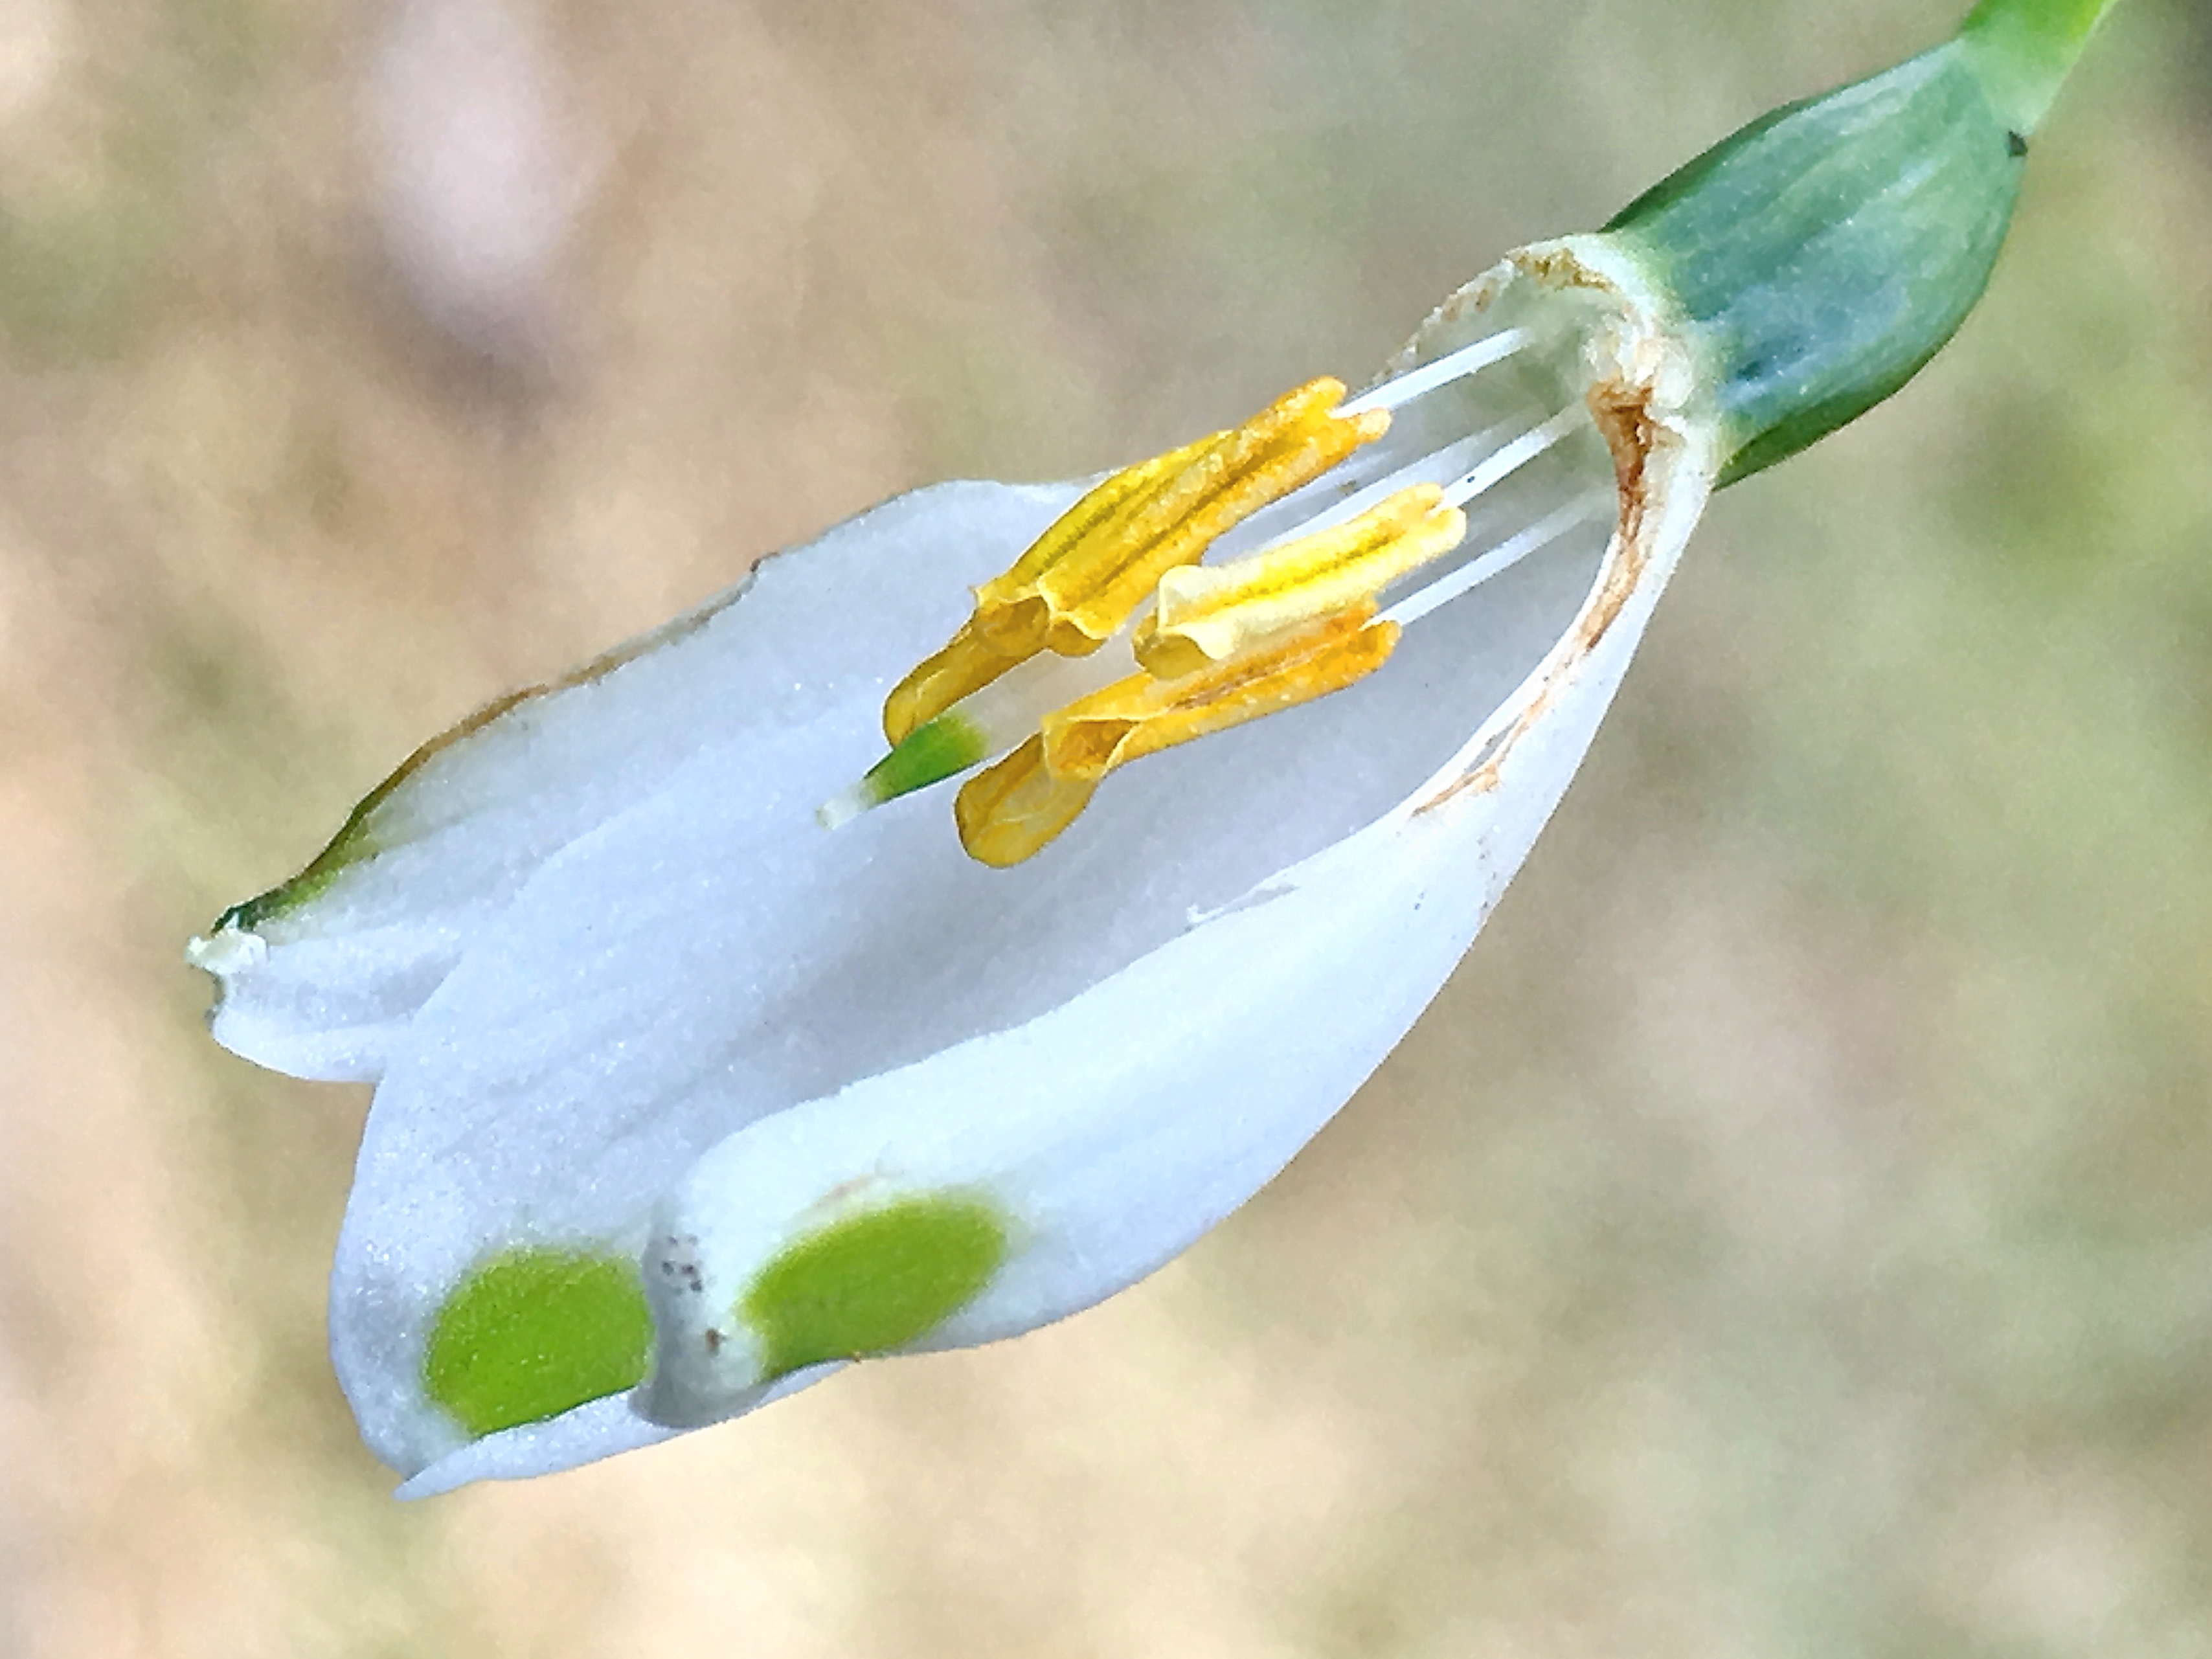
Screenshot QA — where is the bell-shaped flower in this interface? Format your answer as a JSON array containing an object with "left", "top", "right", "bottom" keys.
[{"left": 188, "top": 0, "right": 2116, "bottom": 1495}]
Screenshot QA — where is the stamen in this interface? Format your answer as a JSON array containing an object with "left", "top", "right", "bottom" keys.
[
  {"left": 952, "top": 737, "right": 1099, "bottom": 869},
  {"left": 954, "top": 608, "right": 1397, "bottom": 866},
  {"left": 1233, "top": 417, "right": 1518, "bottom": 550},
  {"left": 967, "top": 435, "right": 1222, "bottom": 656},
  {"left": 1133, "top": 486, "right": 1464, "bottom": 679},
  {"left": 881, "top": 622, "right": 1022, "bottom": 747},
  {"left": 1379, "top": 495, "right": 1612, "bottom": 629},
  {"left": 1338, "top": 328, "right": 1533, "bottom": 418},
  {"left": 883, "top": 378, "right": 1388, "bottom": 743},
  {"left": 834, "top": 482, "right": 1462, "bottom": 830},
  {"left": 838, "top": 344, "right": 1601, "bottom": 866},
  {"left": 827, "top": 486, "right": 1573, "bottom": 837},
  {"left": 1440, "top": 406, "right": 1588, "bottom": 510},
  {"left": 1008, "top": 378, "right": 1386, "bottom": 650},
  {"left": 1043, "top": 608, "right": 1394, "bottom": 783}
]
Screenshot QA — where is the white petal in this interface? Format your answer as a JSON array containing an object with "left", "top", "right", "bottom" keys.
[
  {"left": 392, "top": 1395, "right": 679, "bottom": 1500},
  {"left": 188, "top": 480, "right": 1081, "bottom": 1081},
  {"left": 389, "top": 1369, "right": 835, "bottom": 1500},
  {"left": 645, "top": 240, "right": 1720, "bottom": 1430},
  {"left": 638, "top": 749, "right": 1585, "bottom": 1427},
  {"left": 318, "top": 235, "right": 1717, "bottom": 1485}
]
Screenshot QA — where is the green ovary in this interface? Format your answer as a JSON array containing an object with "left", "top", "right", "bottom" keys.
[
  {"left": 743, "top": 1195, "right": 1010, "bottom": 1380},
  {"left": 423, "top": 1247, "right": 655, "bottom": 1439}
]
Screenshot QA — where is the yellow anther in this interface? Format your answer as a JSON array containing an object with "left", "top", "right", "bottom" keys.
[
  {"left": 883, "top": 620, "right": 1024, "bottom": 745},
  {"left": 1132, "top": 485, "right": 1466, "bottom": 681},
  {"left": 952, "top": 607, "right": 1401, "bottom": 865},
  {"left": 1043, "top": 607, "right": 1398, "bottom": 784},
  {"left": 953, "top": 736, "right": 1100, "bottom": 868},
  {"left": 968, "top": 436, "right": 1220, "bottom": 657},
  {"left": 1019, "top": 379, "right": 1386, "bottom": 650},
  {"left": 884, "top": 378, "right": 1388, "bottom": 743}
]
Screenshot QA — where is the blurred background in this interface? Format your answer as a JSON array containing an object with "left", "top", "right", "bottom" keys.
[{"left": 3, "top": 0, "right": 2209, "bottom": 1653}]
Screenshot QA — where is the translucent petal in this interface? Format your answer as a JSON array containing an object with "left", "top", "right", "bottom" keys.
[
  {"left": 245, "top": 237, "right": 1722, "bottom": 1487},
  {"left": 191, "top": 482, "right": 1082, "bottom": 1081},
  {"left": 646, "top": 246, "right": 1721, "bottom": 1434}
]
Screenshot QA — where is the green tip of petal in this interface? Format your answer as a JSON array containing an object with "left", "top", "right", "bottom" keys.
[
  {"left": 424, "top": 1247, "right": 655, "bottom": 1440},
  {"left": 217, "top": 803, "right": 385, "bottom": 933},
  {"left": 742, "top": 1195, "right": 1009, "bottom": 1381},
  {"left": 217, "top": 854, "right": 353, "bottom": 935}
]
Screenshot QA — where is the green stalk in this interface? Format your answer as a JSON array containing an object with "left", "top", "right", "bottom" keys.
[
  {"left": 1959, "top": 0, "right": 2128, "bottom": 135},
  {"left": 1600, "top": 0, "right": 2127, "bottom": 486}
]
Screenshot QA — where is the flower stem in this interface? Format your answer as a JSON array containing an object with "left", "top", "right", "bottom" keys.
[{"left": 1959, "top": 0, "right": 2128, "bottom": 135}]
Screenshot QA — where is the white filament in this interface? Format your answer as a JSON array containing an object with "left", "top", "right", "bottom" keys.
[
  {"left": 1439, "top": 406, "right": 1588, "bottom": 512},
  {"left": 1256, "top": 418, "right": 1522, "bottom": 547},
  {"left": 1339, "top": 328, "right": 1533, "bottom": 418},
  {"left": 1381, "top": 495, "right": 1612, "bottom": 629}
]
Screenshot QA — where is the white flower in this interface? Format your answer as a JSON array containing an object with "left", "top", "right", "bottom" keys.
[{"left": 189, "top": 237, "right": 1720, "bottom": 1495}]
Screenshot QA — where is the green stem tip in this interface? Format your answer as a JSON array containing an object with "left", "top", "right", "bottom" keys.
[{"left": 1960, "top": 0, "right": 2128, "bottom": 135}]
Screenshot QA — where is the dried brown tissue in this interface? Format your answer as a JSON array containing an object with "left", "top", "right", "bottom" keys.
[{"left": 1415, "top": 247, "right": 1685, "bottom": 816}]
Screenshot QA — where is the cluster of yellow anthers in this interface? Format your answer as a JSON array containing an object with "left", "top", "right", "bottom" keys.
[{"left": 861, "top": 378, "right": 1469, "bottom": 866}]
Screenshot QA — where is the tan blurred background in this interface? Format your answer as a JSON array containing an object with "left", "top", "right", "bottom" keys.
[{"left": 3, "top": 0, "right": 2209, "bottom": 1653}]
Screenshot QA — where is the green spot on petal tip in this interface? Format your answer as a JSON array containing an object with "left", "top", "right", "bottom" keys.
[
  {"left": 424, "top": 1247, "right": 655, "bottom": 1441},
  {"left": 743, "top": 1195, "right": 1009, "bottom": 1381}
]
